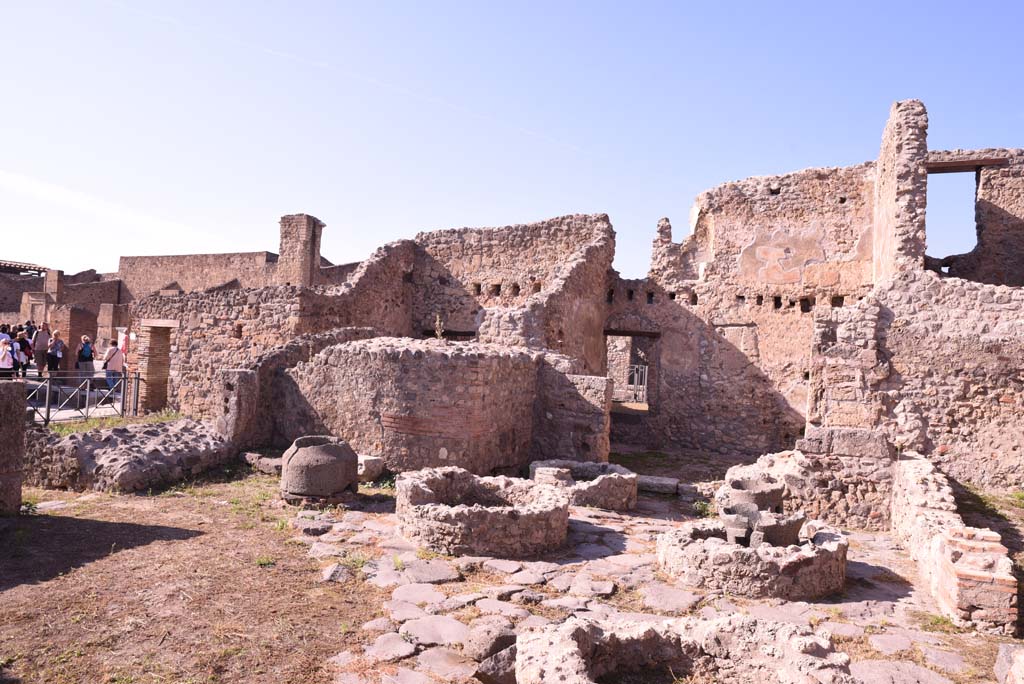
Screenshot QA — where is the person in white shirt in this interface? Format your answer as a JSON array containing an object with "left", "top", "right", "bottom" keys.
[
  {"left": 101, "top": 339, "right": 125, "bottom": 389},
  {"left": 0, "top": 339, "right": 14, "bottom": 378}
]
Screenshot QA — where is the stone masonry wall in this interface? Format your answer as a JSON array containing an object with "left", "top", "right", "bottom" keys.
[
  {"left": 891, "top": 455, "right": 1017, "bottom": 634},
  {"left": 275, "top": 338, "right": 540, "bottom": 474},
  {"left": 531, "top": 355, "right": 612, "bottom": 464},
  {"left": 118, "top": 251, "right": 277, "bottom": 302},
  {"left": 809, "top": 268, "right": 1024, "bottom": 488}
]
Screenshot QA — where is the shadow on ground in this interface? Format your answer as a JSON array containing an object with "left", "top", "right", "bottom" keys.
[{"left": 0, "top": 515, "right": 202, "bottom": 591}]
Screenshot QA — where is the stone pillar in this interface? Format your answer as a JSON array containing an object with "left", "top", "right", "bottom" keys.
[
  {"left": 0, "top": 382, "right": 26, "bottom": 515},
  {"left": 277, "top": 214, "right": 325, "bottom": 287},
  {"left": 214, "top": 369, "right": 259, "bottom": 447},
  {"left": 135, "top": 320, "right": 176, "bottom": 412},
  {"left": 44, "top": 269, "right": 64, "bottom": 301}
]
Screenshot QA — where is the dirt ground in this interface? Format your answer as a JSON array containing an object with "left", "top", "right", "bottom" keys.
[{"left": 0, "top": 466, "right": 387, "bottom": 684}]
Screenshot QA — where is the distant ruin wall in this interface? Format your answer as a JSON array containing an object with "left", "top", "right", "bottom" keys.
[
  {"left": 129, "top": 240, "right": 416, "bottom": 419},
  {"left": 873, "top": 99, "right": 928, "bottom": 281},
  {"left": 0, "top": 273, "right": 42, "bottom": 313},
  {"left": 810, "top": 269, "right": 1024, "bottom": 488},
  {"left": 531, "top": 358, "right": 612, "bottom": 464},
  {"left": 118, "top": 251, "right": 277, "bottom": 302},
  {"left": 62, "top": 279, "right": 123, "bottom": 318}
]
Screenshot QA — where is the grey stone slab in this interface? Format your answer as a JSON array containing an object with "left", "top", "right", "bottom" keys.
[
  {"left": 401, "top": 558, "right": 460, "bottom": 584},
  {"left": 416, "top": 647, "right": 476, "bottom": 680},
  {"left": 474, "top": 645, "right": 517, "bottom": 684},
  {"left": 364, "top": 632, "right": 416, "bottom": 663},
  {"left": 483, "top": 559, "right": 523, "bottom": 574},
  {"left": 640, "top": 582, "right": 702, "bottom": 614},
  {"left": 868, "top": 632, "right": 913, "bottom": 655},
  {"left": 392, "top": 583, "right": 445, "bottom": 606},
  {"left": 399, "top": 615, "right": 471, "bottom": 647},
  {"left": 476, "top": 598, "right": 530, "bottom": 619},
  {"left": 463, "top": 615, "right": 515, "bottom": 661},
  {"left": 849, "top": 660, "right": 953, "bottom": 684},
  {"left": 921, "top": 647, "right": 966, "bottom": 674}
]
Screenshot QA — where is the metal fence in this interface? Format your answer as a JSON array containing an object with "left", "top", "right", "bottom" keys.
[{"left": 2, "top": 371, "right": 141, "bottom": 425}]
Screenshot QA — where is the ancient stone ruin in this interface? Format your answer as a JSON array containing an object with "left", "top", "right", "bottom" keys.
[
  {"left": 9, "top": 97, "right": 1024, "bottom": 683},
  {"left": 657, "top": 463, "right": 847, "bottom": 600},
  {"left": 529, "top": 459, "right": 638, "bottom": 510},
  {"left": 396, "top": 467, "right": 570, "bottom": 557}
]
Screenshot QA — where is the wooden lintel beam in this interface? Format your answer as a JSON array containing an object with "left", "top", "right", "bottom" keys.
[{"left": 925, "top": 158, "right": 1010, "bottom": 174}]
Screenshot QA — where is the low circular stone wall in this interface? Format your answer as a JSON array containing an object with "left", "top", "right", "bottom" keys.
[
  {"left": 656, "top": 519, "right": 848, "bottom": 600},
  {"left": 279, "top": 338, "right": 540, "bottom": 474},
  {"left": 515, "top": 614, "right": 856, "bottom": 684},
  {"left": 529, "top": 459, "right": 637, "bottom": 510},
  {"left": 396, "top": 467, "right": 569, "bottom": 557}
]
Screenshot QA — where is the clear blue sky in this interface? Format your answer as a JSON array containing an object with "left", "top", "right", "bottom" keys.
[{"left": 3, "top": 1, "right": 1022, "bottom": 278}]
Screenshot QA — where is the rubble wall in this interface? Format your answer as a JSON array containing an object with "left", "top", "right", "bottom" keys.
[
  {"left": 0, "top": 382, "right": 25, "bottom": 514},
  {"left": 891, "top": 456, "right": 1017, "bottom": 634},
  {"left": 810, "top": 269, "right": 1024, "bottom": 487},
  {"left": 275, "top": 338, "right": 540, "bottom": 474}
]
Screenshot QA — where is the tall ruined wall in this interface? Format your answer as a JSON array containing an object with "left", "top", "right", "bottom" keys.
[
  {"left": 872, "top": 99, "right": 929, "bottom": 281},
  {"left": 117, "top": 251, "right": 277, "bottom": 302},
  {"left": 411, "top": 214, "right": 613, "bottom": 339},
  {"left": 930, "top": 149, "right": 1024, "bottom": 286},
  {"left": 636, "top": 161, "right": 879, "bottom": 454},
  {"left": 810, "top": 269, "right": 1024, "bottom": 487},
  {"left": 275, "top": 338, "right": 540, "bottom": 474},
  {"left": 129, "top": 240, "right": 415, "bottom": 419}
]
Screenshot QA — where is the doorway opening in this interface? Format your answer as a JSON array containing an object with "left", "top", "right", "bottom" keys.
[
  {"left": 924, "top": 170, "right": 979, "bottom": 273},
  {"left": 604, "top": 333, "right": 657, "bottom": 415}
]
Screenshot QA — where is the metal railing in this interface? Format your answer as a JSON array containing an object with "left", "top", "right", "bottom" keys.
[
  {"left": 3, "top": 371, "right": 141, "bottom": 425},
  {"left": 625, "top": 364, "right": 648, "bottom": 403}
]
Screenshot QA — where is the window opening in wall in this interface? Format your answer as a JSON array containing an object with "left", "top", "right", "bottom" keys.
[
  {"left": 788, "top": 299, "right": 796, "bottom": 308},
  {"left": 604, "top": 333, "right": 656, "bottom": 416},
  {"left": 799, "top": 297, "right": 814, "bottom": 313},
  {"left": 923, "top": 169, "right": 982, "bottom": 277},
  {"left": 532, "top": 282, "right": 542, "bottom": 293},
  {"left": 838, "top": 196, "right": 847, "bottom": 204},
  {"left": 773, "top": 296, "right": 782, "bottom": 310},
  {"left": 803, "top": 371, "right": 810, "bottom": 381},
  {"left": 627, "top": 289, "right": 634, "bottom": 301},
  {"left": 756, "top": 295, "right": 764, "bottom": 306},
  {"left": 689, "top": 292, "right": 698, "bottom": 305},
  {"left": 769, "top": 186, "right": 781, "bottom": 196},
  {"left": 489, "top": 283, "right": 501, "bottom": 296},
  {"left": 510, "top": 283, "right": 521, "bottom": 297},
  {"left": 736, "top": 295, "right": 746, "bottom": 304},
  {"left": 646, "top": 292, "right": 654, "bottom": 304},
  {"left": 830, "top": 295, "right": 845, "bottom": 307},
  {"left": 607, "top": 288, "right": 615, "bottom": 303},
  {"left": 472, "top": 283, "right": 482, "bottom": 296},
  {"left": 668, "top": 292, "right": 676, "bottom": 300}
]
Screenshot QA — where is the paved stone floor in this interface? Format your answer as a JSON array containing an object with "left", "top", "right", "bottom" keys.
[{"left": 294, "top": 491, "right": 1009, "bottom": 684}]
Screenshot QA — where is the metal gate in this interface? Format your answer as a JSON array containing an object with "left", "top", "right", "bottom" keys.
[{"left": 625, "top": 364, "right": 648, "bottom": 403}]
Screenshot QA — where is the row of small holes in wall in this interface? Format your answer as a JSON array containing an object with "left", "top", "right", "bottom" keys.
[
  {"left": 737, "top": 294, "right": 846, "bottom": 311},
  {"left": 607, "top": 289, "right": 698, "bottom": 305},
  {"left": 767, "top": 187, "right": 848, "bottom": 205},
  {"left": 472, "top": 282, "right": 541, "bottom": 297}
]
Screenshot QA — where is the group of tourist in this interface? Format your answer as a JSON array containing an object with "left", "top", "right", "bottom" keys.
[{"left": 0, "top": 320, "right": 126, "bottom": 388}]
